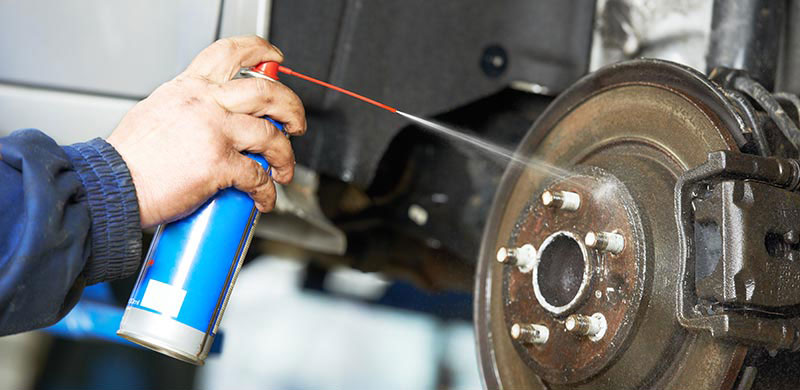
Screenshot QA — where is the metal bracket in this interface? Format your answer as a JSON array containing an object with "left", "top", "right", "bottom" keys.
[{"left": 676, "top": 150, "right": 800, "bottom": 350}]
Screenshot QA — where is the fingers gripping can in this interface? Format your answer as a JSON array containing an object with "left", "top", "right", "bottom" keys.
[{"left": 117, "top": 118, "right": 283, "bottom": 365}]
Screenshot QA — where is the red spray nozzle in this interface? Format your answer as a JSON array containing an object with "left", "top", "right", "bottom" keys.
[
  {"left": 249, "top": 62, "right": 397, "bottom": 113},
  {"left": 251, "top": 61, "right": 281, "bottom": 79}
]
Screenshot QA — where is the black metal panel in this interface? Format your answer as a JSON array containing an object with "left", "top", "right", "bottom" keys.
[
  {"left": 334, "top": 89, "right": 552, "bottom": 267},
  {"left": 270, "top": 0, "right": 595, "bottom": 187}
]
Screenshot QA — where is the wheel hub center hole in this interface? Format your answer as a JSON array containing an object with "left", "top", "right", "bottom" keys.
[{"left": 536, "top": 234, "right": 586, "bottom": 308}]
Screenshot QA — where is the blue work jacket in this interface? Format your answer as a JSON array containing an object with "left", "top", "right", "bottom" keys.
[{"left": 0, "top": 129, "right": 141, "bottom": 335}]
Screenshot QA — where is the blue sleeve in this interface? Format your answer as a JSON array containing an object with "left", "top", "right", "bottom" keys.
[{"left": 0, "top": 129, "right": 142, "bottom": 335}]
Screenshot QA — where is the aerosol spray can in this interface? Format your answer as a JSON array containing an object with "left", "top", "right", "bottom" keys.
[{"left": 118, "top": 69, "right": 284, "bottom": 365}]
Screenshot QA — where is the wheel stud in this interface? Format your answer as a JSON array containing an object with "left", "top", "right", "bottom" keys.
[
  {"left": 585, "top": 231, "right": 625, "bottom": 254},
  {"left": 511, "top": 323, "right": 549, "bottom": 345},
  {"left": 541, "top": 190, "right": 581, "bottom": 211},
  {"left": 496, "top": 244, "right": 536, "bottom": 272},
  {"left": 565, "top": 313, "right": 607, "bottom": 341}
]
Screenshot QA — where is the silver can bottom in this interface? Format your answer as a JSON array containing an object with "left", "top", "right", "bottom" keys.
[{"left": 117, "top": 306, "right": 214, "bottom": 365}]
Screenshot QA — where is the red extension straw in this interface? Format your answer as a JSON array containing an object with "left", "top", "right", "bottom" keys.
[{"left": 250, "top": 62, "right": 398, "bottom": 113}]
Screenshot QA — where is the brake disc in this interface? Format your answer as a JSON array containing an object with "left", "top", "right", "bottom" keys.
[{"left": 475, "top": 59, "right": 748, "bottom": 390}]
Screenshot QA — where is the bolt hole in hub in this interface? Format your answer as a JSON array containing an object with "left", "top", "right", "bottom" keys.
[{"left": 533, "top": 232, "right": 591, "bottom": 315}]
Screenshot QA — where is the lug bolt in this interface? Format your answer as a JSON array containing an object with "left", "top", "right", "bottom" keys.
[
  {"left": 585, "top": 231, "right": 625, "bottom": 254},
  {"left": 510, "top": 323, "right": 549, "bottom": 345},
  {"left": 565, "top": 313, "right": 607, "bottom": 342},
  {"left": 496, "top": 244, "right": 536, "bottom": 272},
  {"left": 541, "top": 190, "right": 581, "bottom": 211}
]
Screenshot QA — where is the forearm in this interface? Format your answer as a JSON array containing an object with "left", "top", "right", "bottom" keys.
[{"left": 0, "top": 129, "right": 142, "bottom": 335}]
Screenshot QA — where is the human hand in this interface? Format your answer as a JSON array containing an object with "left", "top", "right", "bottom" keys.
[{"left": 107, "top": 35, "right": 306, "bottom": 228}]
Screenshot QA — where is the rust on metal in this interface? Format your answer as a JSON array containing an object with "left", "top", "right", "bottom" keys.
[
  {"left": 475, "top": 60, "right": 746, "bottom": 390},
  {"left": 502, "top": 172, "right": 645, "bottom": 384}
]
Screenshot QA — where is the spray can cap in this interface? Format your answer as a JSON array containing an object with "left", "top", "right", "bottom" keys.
[{"left": 252, "top": 61, "right": 280, "bottom": 80}]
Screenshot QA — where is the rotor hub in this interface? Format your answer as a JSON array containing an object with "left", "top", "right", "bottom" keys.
[
  {"left": 475, "top": 59, "right": 748, "bottom": 390},
  {"left": 503, "top": 170, "right": 645, "bottom": 383}
]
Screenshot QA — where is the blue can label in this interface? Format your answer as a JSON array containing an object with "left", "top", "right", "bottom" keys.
[{"left": 127, "top": 186, "right": 258, "bottom": 333}]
